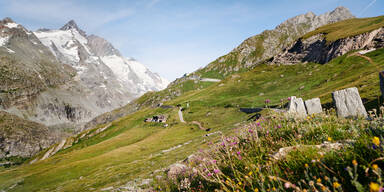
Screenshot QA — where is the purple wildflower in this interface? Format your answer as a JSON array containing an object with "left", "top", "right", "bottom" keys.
[
  {"left": 248, "top": 129, "right": 253, "bottom": 133},
  {"left": 212, "top": 160, "right": 217, "bottom": 164},
  {"left": 213, "top": 169, "right": 220, "bottom": 174},
  {"left": 237, "top": 151, "right": 241, "bottom": 155},
  {"left": 207, "top": 173, "right": 212, "bottom": 177},
  {"left": 265, "top": 99, "right": 270, "bottom": 104}
]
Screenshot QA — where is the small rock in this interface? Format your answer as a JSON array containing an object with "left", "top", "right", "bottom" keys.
[
  {"left": 304, "top": 98, "right": 322, "bottom": 115},
  {"left": 259, "top": 93, "right": 264, "bottom": 96},
  {"left": 332, "top": 87, "right": 367, "bottom": 118},
  {"left": 100, "top": 186, "right": 114, "bottom": 191},
  {"left": 167, "top": 163, "right": 188, "bottom": 180},
  {"left": 288, "top": 96, "right": 307, "bottom": 117},
  {"left": 280, "top": 74, "right": 284, "bottom": 77}
]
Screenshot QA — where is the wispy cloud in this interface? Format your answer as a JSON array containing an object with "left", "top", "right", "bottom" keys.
[{"left": 359, "top": 0, "right": 377, "bottom": 16}]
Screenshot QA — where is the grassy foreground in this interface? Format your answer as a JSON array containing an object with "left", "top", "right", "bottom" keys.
[
  {"left": 0, "top": 48, "right": 384, "bottom": 191},
  {"left": 158, "top": 109, "right": 384, "bottom": 192}
]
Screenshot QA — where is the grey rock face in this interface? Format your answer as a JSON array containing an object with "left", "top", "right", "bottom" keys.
[
  {"left": 87, "top": 35, "right": 121, "bottom": 57},
  {"left": 272, "top": 27, "right": 384, "bottom": 64},
  {"left": 304, "top": 98, "right": 322, "bottom": 115},
  {"left": 332, "top": 87, "right": 367, "bottom": 118},
  {"left": 0, "top": 111, "right": 61, "bottom": 160},
  {"left": 288, "top": 96, "right": 307, "bottom": 117},
  {"left": 60, "top": 20, "right": 87, "bottom": 37}
]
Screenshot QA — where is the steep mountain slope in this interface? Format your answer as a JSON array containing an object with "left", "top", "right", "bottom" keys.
[
  {"left": 0, "top": 18, "right": 73, "bottom": 109},
  {"left": 87, "top": 34, "right": 169, "bottom": 95},
  {"left": 194, "top": 6, "right": 354, "bottom": 79},
  {"left": 0, "top": 18, "right": 169, "bottom": 162},
  {"left": 0, "top": 18, "right": 169, "bottom": 128},
  {"left": 0, "top": 111, "right": 61, "bottom": 165},
  {"left": 1, "top": 13, "right": 384, "bottom": 191}
]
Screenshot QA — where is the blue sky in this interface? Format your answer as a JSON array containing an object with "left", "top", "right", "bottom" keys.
[{"left": 0, "top": 0, "right": 382, "bottom": 81}]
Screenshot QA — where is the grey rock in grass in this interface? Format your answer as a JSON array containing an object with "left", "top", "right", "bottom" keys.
[
  {"left": 305, "top": 98, "right": 322, "bottom": 115},
  {"left": 288, "top": 96, "right": 307, "bottom": 117},
  {"left": 167, "top": 163, "right": 188, "bottom": 180},
  {"left": 332, "top": 87, "right": 367, "bottom": 118}
]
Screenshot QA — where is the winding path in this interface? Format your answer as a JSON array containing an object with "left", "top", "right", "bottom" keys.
[{"left": 178, "top": 107, "right": 209, "bottom": 131}]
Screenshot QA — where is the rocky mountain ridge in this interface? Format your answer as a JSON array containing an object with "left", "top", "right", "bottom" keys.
[
  {"left": 272, "top": 24, "right": 384, "bottom": 64},
  {"left": 194, "top": 6, "right": 355, "bottom": 78}
]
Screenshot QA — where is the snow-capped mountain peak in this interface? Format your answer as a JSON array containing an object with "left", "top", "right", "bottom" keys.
[
  {"left": 60, "top": 20, "right": 87, "bottom": 37},
  {"left": 34, "top": 20, "right": 169, "bottom": 97}
]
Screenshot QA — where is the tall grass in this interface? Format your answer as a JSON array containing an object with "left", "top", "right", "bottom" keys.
[{"left": 157, "top": 107, "right": 384, "bottom": 192}]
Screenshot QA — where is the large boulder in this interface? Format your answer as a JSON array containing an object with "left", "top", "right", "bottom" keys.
[
  {"left": 332, "top": 87, "right": 367, "bottom": 118},
  {"left": 304, "top": 98, "right": 322, "bottom": 115},
  {"left": 288, "top": 96, "right": 307, "bottom": 117}
]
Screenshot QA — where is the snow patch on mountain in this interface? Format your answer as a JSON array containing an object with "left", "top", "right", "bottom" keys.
[
  {"left": 34, "top": 30, "right": 81, "bottom": 63},
  {"left": 0, "top": 36, "right": 9, "bottom": 46},
  {"left": 4, "top": 22, "right": 19, "bottom": 29},
  {"left": 101, "top": 55, "right": 169, "bottom": 94}
]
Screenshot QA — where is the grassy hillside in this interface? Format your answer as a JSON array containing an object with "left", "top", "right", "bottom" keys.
[
  {"left": 1, "top": 47, "right": 384, "bottom": 191},
  {"left": 303, "top": 15, "right": 384, "bottom": 42}
]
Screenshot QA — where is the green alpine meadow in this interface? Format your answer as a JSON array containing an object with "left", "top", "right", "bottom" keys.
[{"left": 1, "top": 2, "right": 384, "bottom": 192}]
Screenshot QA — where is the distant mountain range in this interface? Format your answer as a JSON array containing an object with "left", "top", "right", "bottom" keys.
[{"left": 0, "top": 18, "right": 168, "bottom": 130}]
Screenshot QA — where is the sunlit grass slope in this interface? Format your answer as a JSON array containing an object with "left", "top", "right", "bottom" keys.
[{"left": 303, "top": 15, "right": 384, "bottom": 42}]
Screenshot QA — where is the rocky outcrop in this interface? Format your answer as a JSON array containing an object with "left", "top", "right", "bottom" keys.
[
  {"left": 288, "top": 96, "right": 307, "bottom": 117},
  {"left": 304, "top": 98, "right": 322, "bottom": 115},
  {"left": 0, "top": 111, "right": 61, "bottom": 161},
  {"left": 272, "top": 27, "right": 384, "bottom": 64},
  {"left": 272, "top": 141, "right": 352, "bottom": 160},
  {"left": 196, "top": 7, "right": 354, "bottom": 78},
  {"left": 332, "top": 87, "right": 367, "bottom": 118}
]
